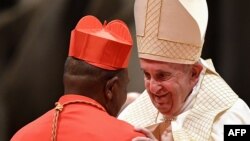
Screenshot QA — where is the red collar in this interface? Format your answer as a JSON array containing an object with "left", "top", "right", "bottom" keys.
[{"left": 57, "top": 94, "right": 106, "bottom": 112}]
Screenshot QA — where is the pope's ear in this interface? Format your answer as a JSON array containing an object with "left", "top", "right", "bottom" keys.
[
  {"left": 191, "top": 63, "right": 203, "bottom": 80},
  {"left": 105, "top": 76, "right": 118, "bottom": 100}
]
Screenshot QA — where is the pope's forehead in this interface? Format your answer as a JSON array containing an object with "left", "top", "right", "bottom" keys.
[{"left": 140, "top": 59, "right": 186, "bottom": 71}]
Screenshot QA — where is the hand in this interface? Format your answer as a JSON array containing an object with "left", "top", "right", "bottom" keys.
[{"left": 132, "top": 127, "right": 158, "bottom": 141}]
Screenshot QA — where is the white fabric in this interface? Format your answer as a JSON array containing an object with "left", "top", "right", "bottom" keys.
[
  {"left": 179, "top": 0, "right": 208, "bottom": 40},
  {"left": 135, "top": 0, "right": 208, "bottom": 64},
  {"left": 212, "top": 98, "right": 250, "bottom": 140},
  {"left": 170, "top": 98, "right": 250, "bottom": 141}
]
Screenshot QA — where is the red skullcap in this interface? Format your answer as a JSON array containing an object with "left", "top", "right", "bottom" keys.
[{"left": 68, "top": 15, "right": 133, "bottom": 70}]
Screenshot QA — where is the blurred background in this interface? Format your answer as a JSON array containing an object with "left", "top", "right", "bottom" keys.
[{"left": 0, "top": 0, "right": 250, "bottom": 140}]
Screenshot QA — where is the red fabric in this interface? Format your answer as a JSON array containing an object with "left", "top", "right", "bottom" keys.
[
  {"left": 11, "top": 94, "right": 145, "bottom": 141},
  {"left": 68, "top": 15, "right": 133, "bottom": 70}
]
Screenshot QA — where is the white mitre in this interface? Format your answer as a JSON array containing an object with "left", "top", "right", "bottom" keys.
[{"left": 135, "top": 0, "right": 208, "bottom": 64}]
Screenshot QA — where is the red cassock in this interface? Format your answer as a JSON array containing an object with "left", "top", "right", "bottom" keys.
[{"left": 11, "top": 94, "right": 145, "bottom": 141}]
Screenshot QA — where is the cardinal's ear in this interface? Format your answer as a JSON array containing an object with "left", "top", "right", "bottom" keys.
[{"left": 105, "top": 76, "right": 119, "bottom": 101}]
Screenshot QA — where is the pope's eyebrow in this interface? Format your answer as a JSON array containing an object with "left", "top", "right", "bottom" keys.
[{"left": 155, "top": 69, "right": 171, "bottom": 74}]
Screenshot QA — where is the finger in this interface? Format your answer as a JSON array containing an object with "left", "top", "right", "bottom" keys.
[
  {"left": 134, "top": 127, "right": 157, "bottom": 139},
  {"left": 132, "top": 136, "right": 154, "bottom": 141}
]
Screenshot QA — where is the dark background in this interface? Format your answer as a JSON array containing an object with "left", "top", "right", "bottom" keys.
[{"left": 0, "top": 0, "right": 250, "bottom": 140}]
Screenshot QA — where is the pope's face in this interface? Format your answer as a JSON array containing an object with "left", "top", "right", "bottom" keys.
[{"left": 140, "top": 59, "right": 199, "bottom": 117}]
